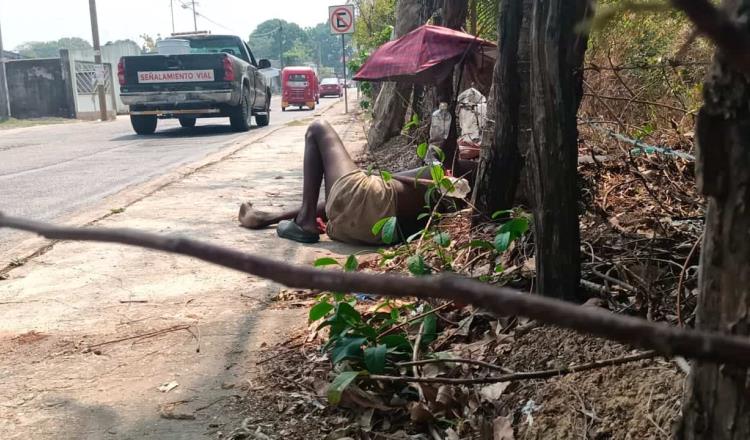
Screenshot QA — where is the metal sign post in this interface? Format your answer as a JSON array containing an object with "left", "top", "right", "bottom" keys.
[{"left": 329, "top": 4, "right": 354, "bottom": 114}]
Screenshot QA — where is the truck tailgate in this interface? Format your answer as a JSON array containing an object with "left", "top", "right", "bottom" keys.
[{"left": 120, "top": 54, "right": 230, "bottom": 93}]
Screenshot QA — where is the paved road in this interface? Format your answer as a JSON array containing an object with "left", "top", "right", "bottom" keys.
[{"left": 0, "top": 94, "right": 343, "bottom": 249}]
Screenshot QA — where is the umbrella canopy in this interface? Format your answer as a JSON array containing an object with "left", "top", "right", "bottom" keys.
[{"left": 353, "top": 25, "right": 496, "bottom": 91}]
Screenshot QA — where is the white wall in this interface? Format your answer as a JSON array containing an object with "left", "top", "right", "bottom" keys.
[{"left": 69, "top": 41, "right": 141, "bottom": 114}]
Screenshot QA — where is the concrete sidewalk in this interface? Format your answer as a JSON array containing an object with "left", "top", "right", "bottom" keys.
[{"left": 0, "top": 100, "right": 369, "bottom": 439}]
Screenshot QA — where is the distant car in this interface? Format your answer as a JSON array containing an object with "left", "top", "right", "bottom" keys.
[{"left": 320, "top": 78, "right": 343, "bottom": 98}]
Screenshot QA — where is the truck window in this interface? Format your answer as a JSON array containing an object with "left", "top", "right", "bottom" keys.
[
  {"left": 288, "top": 74, "right": 309, "bottom": 81},
  {"left": 188, "top": 37, "right": 249, "bottom": 63}
]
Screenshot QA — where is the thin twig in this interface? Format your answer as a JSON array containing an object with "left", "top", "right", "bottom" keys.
[
  {"left": 378, "top": 302, "right": 453, "bottom": 339},
  {"left": 676, "top": 233, "right": 704, "bottom": 327},
  {"left": 370, "top": 351, "right": 657, "bottom": 384},
  {"left": 3, "top": 214, "right": 750, "bottom": 366},
  {"left": 398, "top": 357, "right": 514, "bottom": 374},
  {"left": 83, "top": 325, "right": 192, "bottom": 351},
  {"left": 583, "top": 93, "right": 693, "bottom": 114}
]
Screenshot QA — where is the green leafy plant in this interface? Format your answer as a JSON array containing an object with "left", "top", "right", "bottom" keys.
[{"left": 310, "top": 255, "right": 433, "bottom": 403}]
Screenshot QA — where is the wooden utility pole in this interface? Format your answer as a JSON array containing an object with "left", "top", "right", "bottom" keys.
[
  {"left": 88, "top": 0, "right": 108, "bottom": 121},
  {"left": 0, "top": 13, "right": 11, "bottom": 121},
  {"left": 191, "top": 0, "right": 197, "bottom": 32},
  {"left": 170, "top": 0, "right": 176, "bottom": 34}
]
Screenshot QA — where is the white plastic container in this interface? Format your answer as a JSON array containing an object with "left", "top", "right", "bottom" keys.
[
  {"left": 157, "top": 39, "right": 191, "bottom": 56},
  {"left": 426, "top": 102, "right": 452, "bottom": 165}
]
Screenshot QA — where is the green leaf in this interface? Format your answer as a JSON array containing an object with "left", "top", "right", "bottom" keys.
[
  {"left": 380, "top": 334, "right": 411, "bottom": 351},
  {"left": 327, "top": 371, "right": 360, "bottom": 405},
  {"left": 344, "top": 255, "right": 359, "bottom": 272},
  {"left": 336, "top": 302, "right": 363, "bottom": 325},
  {"left": 469, "top": 239, "right": 495, "bottom": 250},
  {"left": 430, "top": 164, "right": 445, "bottom": 184},
  {"left": 432, "top": 146, "right": 446, "bottom": 163},
  {"left": 420, "top": 312, "right": 438, "bottom": 346},
  {"left": 371, "top": 217, "right": 390, "bottom": 236},
  {"left": 417, "top": 212, "right": 431, "bottom": 221},
  {"left": 381, "top": 216, "right": 398, "bottom": 244},
  {"left": 403, "top": 114, "right": 420, "bottom": 131},
  {"left": 407, "top": 230, "right": 425, "bottom": 243},
  {"left": 440, "top": 177, "right": 455, "bottom": 193},
  {"left": 424, "top": 186, "right": 437, "bottom": 207},
  {"left": 499, "top": 217, "right": 530, "bottom": 238},
  {"left": 491, "top": 209, "right": 513, "bottom": 220},
  {"left": 495, "top": 264, "right": 505, "bottom": 273},
  {"left": 407, "top": 254, "right": 429, "bottom": 276},
  {"left": 366, "top": 164, "right": 374, "bottom": 176},
  {"left": 364, "top": 344, "right": 387, "bottom": 374},
  {"left": 380, "top": 170, "right": 393, "bottom": 182},
  {"left": 314, "top": 257, "right": 340, "bottom": 267},
  {"left": 494, "top": 231, "right": 511, "bottom": 252},
  {"left": 433, "top": 232, "right": 451, "bottom": 248},
  {"left": 416, "top": 142, "right": 428, "bottom": 159},
  {"left": 331, "top": 336, "right": 367, "bottom": 364},
  {"left": 309, "top": 301, "right": 334, "bottom": 322}
]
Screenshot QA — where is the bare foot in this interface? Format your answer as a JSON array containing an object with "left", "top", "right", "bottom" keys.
[{"left": 238, "top": 202, "right": 277, "bottom": 229}]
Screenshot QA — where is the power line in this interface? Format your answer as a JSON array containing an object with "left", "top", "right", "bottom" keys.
[{"left": 175, "top": 0, "right": 237, "bottom": 34}]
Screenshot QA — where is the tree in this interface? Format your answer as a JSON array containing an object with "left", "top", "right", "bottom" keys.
[
  {"left": 676, "top": 0, "right": 750, "bottom": 437},
  {"left": 249, "top": 19, "right": 310, "bottom": 65},
  {"left": 352, "top": 0, "right": 397, "bottom": 51},
  {"left": 139, "top": 34, "right": 157, "bottom": 53},
  {"left": 15, "top": 37, "right": 92, "bottom": 58},
  {"left": 474, "top": 0, "right": 532, "bottom": 215},
  {"left": 367, "top": 0, "right": 431, "bottom": 150},
  {"left": 525, "top": 0, "right": 590, "bottom": 303},
  {"left": 307, "top": 23, "right": 344, "bottom": 70}
]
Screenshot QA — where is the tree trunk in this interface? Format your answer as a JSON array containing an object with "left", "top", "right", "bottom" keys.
[
  {"left": 474, "top": 0, "right": 532, "bottom": 216},
  {"left": 436, "top": 0, "right": 469, "bottom": 167},
  {"left": 526, "top": 0, "right": 589, "bottom": 302},
  {"left": 367, "top": 0, "right": 426, "bottom": 151},
  {"left": 677, "top": 3, "right": 750, "bottom": 438}
]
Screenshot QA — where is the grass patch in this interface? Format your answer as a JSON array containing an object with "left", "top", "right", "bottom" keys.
[{"left": 0, "top": 117, "right": 76, "bottom": 130}]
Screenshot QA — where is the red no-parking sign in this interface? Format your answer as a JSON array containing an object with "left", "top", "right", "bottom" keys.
[{"left": 329, "top": 5, "right": 355, "bottom": 35}]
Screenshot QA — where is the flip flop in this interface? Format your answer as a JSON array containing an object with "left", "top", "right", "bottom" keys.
[{"left": 277, "top": 220, "right": 320, "bottom": 244}]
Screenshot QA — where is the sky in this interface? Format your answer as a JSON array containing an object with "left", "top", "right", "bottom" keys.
[{"left": 0, "top": 0, "right": 341, "bottom": 50}]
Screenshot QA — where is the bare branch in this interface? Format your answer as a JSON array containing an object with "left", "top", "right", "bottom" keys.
[
  {"left": 2, "top": 213, "right": 750, "bottom": 366},
  {"left": 670, "top": 0, "right": 750, "bottom": 73},
  {"left": 371, "top": 351, "right": 658, "bottom": 384}
]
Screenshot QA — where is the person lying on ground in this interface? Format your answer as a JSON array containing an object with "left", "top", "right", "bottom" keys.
[{"left": 238, "top": 120, "right": 475, "bottom": 245}]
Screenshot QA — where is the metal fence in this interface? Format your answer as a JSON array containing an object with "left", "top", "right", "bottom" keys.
[{"left": 74, "top": 61, "right": 113, "bottom": 95}]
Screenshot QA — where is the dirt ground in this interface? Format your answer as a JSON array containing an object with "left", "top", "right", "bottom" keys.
[{"left": 0, "top": 100, "right": 373, "bottom": 439}]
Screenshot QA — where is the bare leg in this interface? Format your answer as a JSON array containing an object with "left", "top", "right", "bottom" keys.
[{"left": 239, "top": 120, "right": 357, "bottom": 233}]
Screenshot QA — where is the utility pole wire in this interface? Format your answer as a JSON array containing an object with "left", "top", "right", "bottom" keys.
[{"left": 4, "top": 212, "right": 750, "bottom": 368}]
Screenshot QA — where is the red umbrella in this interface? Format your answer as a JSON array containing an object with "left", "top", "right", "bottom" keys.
[{"left": 353, "top": 25, "right": 496, "bottom": 92}]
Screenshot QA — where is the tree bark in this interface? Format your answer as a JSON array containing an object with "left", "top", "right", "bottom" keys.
[
  {"left": 678, "top": 2, "right": 750, "bottom": 438},
  {"left": 474, "top": 0, "right": 532, "bottom": 216},
  {"left": 527, "top": 0, "right": 589, "bottom": 302},
  {"left": 367, "top": 0, "right": 426, "bottom": 151}
]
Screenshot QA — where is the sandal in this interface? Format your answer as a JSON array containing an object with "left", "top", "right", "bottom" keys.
[{"left": 277, "top": 220, "right": 320, "bottom": 244}]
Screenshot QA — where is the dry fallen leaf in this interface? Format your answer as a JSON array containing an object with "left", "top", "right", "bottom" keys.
[
  {"left": 480, "top": 381, "right": 510, "bottom": 402},
  {"left": 493, "top": 416, "right": 514, "bottom": 440},
  {"left": 409, "top": 402, "right": 434, "bottom": 423}
]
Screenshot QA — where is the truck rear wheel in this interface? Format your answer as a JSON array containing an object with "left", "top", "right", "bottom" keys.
[
  {"left": 230, "top": 88, "right": 252, "bottom": 132},
  {"left": 179, "top": 117, "right": 196, "bottom": 128},
  {"left": 130, "top": 115, "right": 157, "bottom": 135}
]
